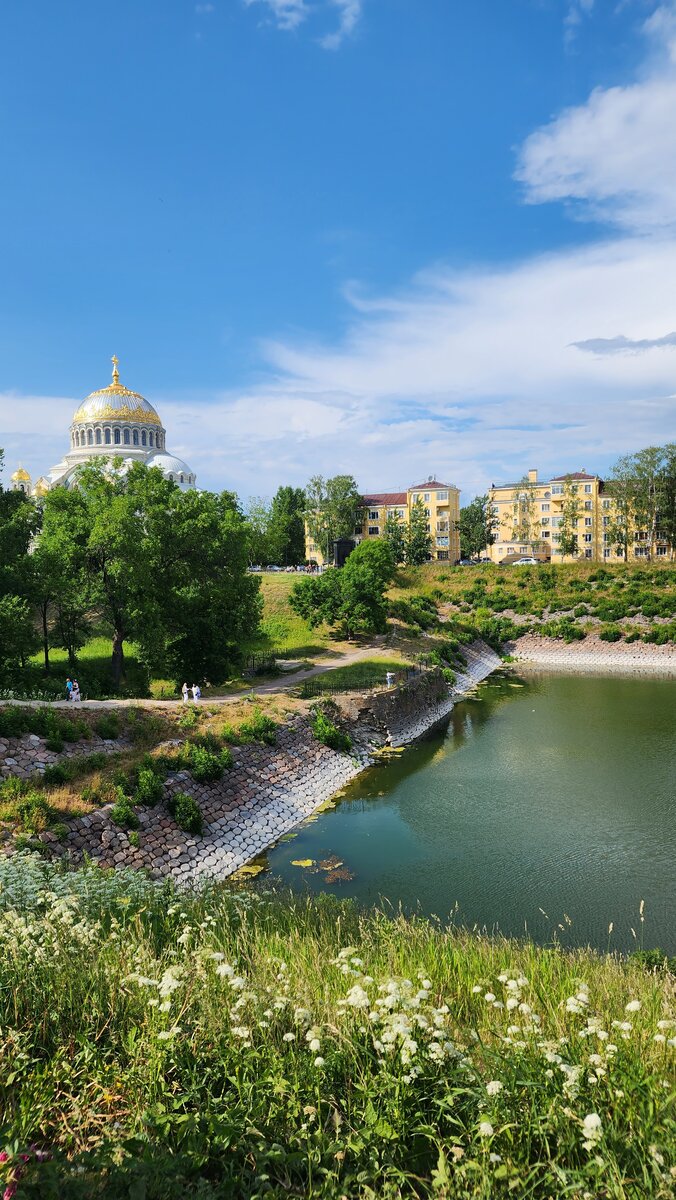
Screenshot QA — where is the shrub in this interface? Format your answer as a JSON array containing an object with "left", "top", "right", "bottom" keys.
[
  {"left": 42, "top": 751, "right": 109, "bottom": 788},
  {"left": 310, "top": 707, "right": 352, "bottom": 754},
  {"left": 167, "top": 790, "right": 203, "bottom": 835},
  {"left": 220, "top": 722, "right": 241, "bottom": 745},
  {"left": 178, "top": 705, "right": 199, "bottom": 732},
  {"left": 599, "top": 624, "right": 623, "bottom": 642},
  {"left": 128, "top": 830, "right": 140, "bottom": 848},
  {"left": 573, "top": 604, "right": 588, "bottom": 617},
  {"left": 239, "top": 708, "right": 278, "bottom": 746},
  {"left": 16, "top": 791, "right": 54, "bottom": 834},
  {"left": 95, "top": 713, "right": 121, "bottom": 740},
  {"left": 44, "top": 735, "right": 64, "bottom": 754},
  {"left": 442, "top": 667, "right": 456, "bottom": 684},
  {"left": 624, "top": 630, "right": 640, "bottom": 643},
  {"left": 134, "top": 767, "right": 164, "bottom": 807},
  {"left": 180, "top": 741, "right": 232, "bottom": 782},
  {"left": 109, "top": 789, "right": 139, "bottom": 830}
]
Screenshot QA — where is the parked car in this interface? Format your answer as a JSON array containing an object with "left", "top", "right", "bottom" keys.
[
  {"left": 512, "top": 557, "right": 538, "bottom": 565},
  {"left": 457, "top": 558, "right": 473, "bottom": 566}
]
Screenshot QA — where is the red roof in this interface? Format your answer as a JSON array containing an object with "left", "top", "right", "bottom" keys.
[
  {"left": 409, "top": 479, "right": 452, "bottom": 490},
  {"left": 550, "top": 472, "right": 598, "bottom": 481},
  {"left": 361, "top": 492, "right": 407, "bottom": 506}
]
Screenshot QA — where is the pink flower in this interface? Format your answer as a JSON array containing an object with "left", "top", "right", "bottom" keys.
[
  {"left": 4, "top": 1184, "right": 18, "bottom": 1200},
  {"left": 0, "top": 1154, "right": 9, "bottom": 1164}
]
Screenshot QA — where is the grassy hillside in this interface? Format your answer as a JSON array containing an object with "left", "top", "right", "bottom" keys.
[{"left": 0, "top": 854, "right": 673, "bottom": 1198}]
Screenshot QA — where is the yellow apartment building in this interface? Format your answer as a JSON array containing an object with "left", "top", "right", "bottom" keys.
[
  {"left": 306, "top": 477, "right": 461, "bottom": 565},
  {"left": 486, "top": 469, "right": 670, "bottom": 563}
]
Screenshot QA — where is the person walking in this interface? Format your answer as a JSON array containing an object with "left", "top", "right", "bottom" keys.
[
  {"left": 65, "top": 677, "right": 73, "bottom": 701},
  {"left": 181, "top": 682, "right": 190, "bottom": 703},
  {"left": 71, "top": 680, "right": 81, "bottom": 702},
  {"left": 191, "top": 683, "right": 201, "bottom": 701}
]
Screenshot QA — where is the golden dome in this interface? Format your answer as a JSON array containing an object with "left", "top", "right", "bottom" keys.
[
  {"left": 33, "top": 478, "right": 50, "bottom": 497},
  {"left": 11, "top": 466, "right": 31, "bottom": 482},
  {"left": 71, "top": 356, "right": 163, "bottom": 427}
]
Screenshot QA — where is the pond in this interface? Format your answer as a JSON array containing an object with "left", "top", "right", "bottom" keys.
[{"left": 262, "top": 672, "right": 676, "bottom": 954}]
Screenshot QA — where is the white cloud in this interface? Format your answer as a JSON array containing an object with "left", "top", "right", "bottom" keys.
[
  {"left": 243, "top": 0, "right": 361, "bottom": 46},
  {"left": 243, "top": 0, "right": 309, "bottom": 33},
  {"left": 516, "top": 3, "right": 676, "bottom": 230},
  {"left": 319, "top": 0, "right": 362, "bottom": 50}
]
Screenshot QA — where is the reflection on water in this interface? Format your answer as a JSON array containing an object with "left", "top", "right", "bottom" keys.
[{"left": 260, "top": 673, "right": 676, "bottom": 953}]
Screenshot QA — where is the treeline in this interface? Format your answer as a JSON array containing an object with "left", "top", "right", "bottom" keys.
[{"left": 0, "top": 452, "right": 261, "bottom": 693}]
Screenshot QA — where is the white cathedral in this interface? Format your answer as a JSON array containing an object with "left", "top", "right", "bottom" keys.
[{"left": 10, "top": 356, "right": 197, "bottom": 498}]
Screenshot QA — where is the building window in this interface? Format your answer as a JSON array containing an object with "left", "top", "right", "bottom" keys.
[
  {"left": 543, "top": 491, "right": 551, "bottom": 499},
  {"left": 551, "top": 517, "right": 561, "bottom": 527},
  {"left": 123, "top": 429, "right": 130, "bottom": 445},
  {"left": 141, "top": 431, "right": 147, "bottom": 447},
  {"left": 656, "top": 545, "right": 667, "bottom": 556},
  {"left": 437, "top": 551, "right": 449, "bottom": 560},
  {"left": 541, "top": 517, "right": 549, "bottom": 526},
  {"left": 584, "top": 500, "right": 592, "bottom": 510},
  {"left": 114, "top": 429, "right": 121, "bottom": 445},
  {"left": 369, "top": 510, "right": 379, "bottom": 520},
  {"left": 412, "top": 493, "right": 419, "bottom": 503},
  {"left": 634, "top": 546, "right": 648, "bottom": 557},
  {"left": 180, "top": 473, "right": 184, "bottom": 483},
  {"left": 437, "top": 536, "right": 449, "bottom": 547},
  {"left": 86, "top": 429, "right": 92, "bottom": 445},
  {"left": 368, "top": 526, "right": 379, "bottom": 535},
  {"left": 436, "top": 490, "right": 448, "bottom": 500},
  {"left": 585, "top": 549, "right": 593, "bottom": 558},
  {"left": 603, "top": 517, "right": 609, "bottom": 526},
  {"left": 542, "top": 530, "right": 550, "bottom": 538},
  {"left": 104, "top": 428, "right": 111, "bottom": 445},
  {"left": 423, "top": 492, "right": 430, "bottom": 501},
  {"left": 584, "top": 517, "right": 592, "bottom": 526},
  {"left": 541, "top": 503, "right": 550, "bottom": 512},
  {"left": 149, "top": 432, "right": 154, "bottom": 447},
  {"left": 604, "top": 548, "right": 611, "bottom": 557},
  {"left": 551, "top": 484, "right": 563, "bottom": 495},
  {"left": 584, "top": 484, "right": 592, "bottom": 493},
  {"left": 602, "top": 499, "right": 611, "bottom": 509},
  {"left": 583, "top": 534, "right": 592, "bottom": 543},
  {"left": 95, "top": 428, "right": 102, "bottom": 445},
  {"left": 133, "top": 430, "right": 139, "bottom": 446},
  {"left": 520, "top": 545, "right": 528, "bottom": 553}
]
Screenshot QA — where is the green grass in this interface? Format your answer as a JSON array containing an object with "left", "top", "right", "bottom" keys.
[
  {"left": 0, "top": 853, "right": 673, "bottom": 1198},
  {"left": 245, "top": 574, "right": 346, "bottom": 659},
  {"left": 26, "top": 636, "right": 150, "bottom": 699},
  {"left": 300, "top": 657, "right": 409, "bottom": 696}
]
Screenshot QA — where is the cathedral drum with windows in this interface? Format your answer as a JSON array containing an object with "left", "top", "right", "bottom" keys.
[{"left": 12, "top": 356, "right": 196, "bottom": 496}]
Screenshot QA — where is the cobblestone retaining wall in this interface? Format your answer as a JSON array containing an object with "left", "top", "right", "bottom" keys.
[
  {"left": 508, "top": 633, "right": 676, "bottom": 675},
  {"left": 0, "top": 734, "right": 129, "bottom": 781}
]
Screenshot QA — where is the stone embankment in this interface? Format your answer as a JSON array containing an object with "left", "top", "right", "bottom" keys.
[
  {"left": 1, "top": 642, "right": 502, "bottom": 883},
  {"left": 0, "top": 734, "right": 129, "bottom": 781},
  {"left": 508, "top": 632, "right": 676, "bottom": 675}
]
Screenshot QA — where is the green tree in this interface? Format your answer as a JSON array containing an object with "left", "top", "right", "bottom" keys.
[
  {"left": 382, "top": 510, "right": 407, "bottom": 565},
  {"left": 268, "top": 485, "right": 306, "bottom": 566},
  {"left": 244, "top": 496, "right": 273, "bottom": 567},
  {"left": 557, "top": 476, "right": 582, "bottom": 558},
  {"left": 0, "top": 450, "right": 40, "bottom": 676},
  {"left": 289, "top": 539, "right": 395, "bottom": 639},
  {"left": 605, "top": 456, "right": 633, "bottom": 561},
  {"left": 511, "top": 476, "right": 537, "bottom": 548},
  {"left": 405, "top": 499, "right": 432, "bottom": 565},
  {"left": 458, "top": 495, "right": 498, "bottom": 560},
  {"left": 304, "top": 474, "right": 361, "bottom": 563},
  {"left": 39, "top": 461, "right": 262, "bottom": 690}
]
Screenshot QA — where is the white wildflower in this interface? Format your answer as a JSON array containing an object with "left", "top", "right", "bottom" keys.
[
  {"left": 478, "top": 1121, "right": 494, "bottom": 1137},
  {"left": 345, "top": 984, "right": 370, "bottom": 1008},
  {"left": 625, "top": 1000, "right": 641, "bottom": 1013},
  {"left": 314, "top": 1056, "right": 325, "bottom": 1067},
  {"left": 282, "top": 1031, "right": 296, "bottom": 1042},
  {"left": 484, "top": 992, "right": 496, "bottom": 1003},
  {"left": 486, "top": 1080, "right": 503, "bottom": 1096}
]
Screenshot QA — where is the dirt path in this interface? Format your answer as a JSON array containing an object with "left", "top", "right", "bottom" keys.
[{"left": 5, "top": 644, "right": 401, "bottom": 709}]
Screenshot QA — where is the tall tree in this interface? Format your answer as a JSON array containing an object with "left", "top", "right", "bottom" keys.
[
  {"left": 511, "top": 477, "right": 537, "bottom": 547},
  {"left": 304, "top": 474, "right": 361, "bottom": 562},
  {"left": 557, "top": 477, "right": 582, "bottom": 558},
  {"left": 605, "top": 456, "right": 633, "bottom": 562},
  {"left": 38, "top": 461, "right": 262, "bottom": 689},
  {"left": 0, "top": 450, "right": 40, "bottom": 677},
  {"left": 290, "top": 538, "right": 395, "bottom": 639},
  {"left": 382, "top": 510, "right": 407, "bottom": 565},
  {"left": 458, "top": 495, "right": 498, "bottom": 560},
  {"left": 268, "top": 486, "right": 306, "bottom": 566},
  {"left": 244, "top": 496, "right": 273, "bottom": 567},
  {"left": 405, "top": 499, "right": 433, "bottom": 565}
]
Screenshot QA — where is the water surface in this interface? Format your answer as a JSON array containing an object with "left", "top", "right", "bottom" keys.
[{"left": 262, "top": 673, "right": 676, "bottom": 953}]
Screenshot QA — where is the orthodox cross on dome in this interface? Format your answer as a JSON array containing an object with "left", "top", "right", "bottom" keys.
[{"left": 111, "top": 354, "right": 120, "bottom": 385}]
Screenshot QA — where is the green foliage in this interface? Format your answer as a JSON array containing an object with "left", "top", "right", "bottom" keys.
[
  {"left": 109, "top": 789, "right": 139, "bottom": 830},
  {"left": 41, "top": 751, "right": 109, "bottom": 787},
  {"left": 166, "top": 790, "right": 203, "bottom": 834},
  {"left": 128, "top": 830, "right": 140, "bottom": 849},
  {"left": 599, "top": 624, "right": 623, "bottom": 642},
  {"left": 441, "top": 666, "right": 456, "bottom": 684},
  {"left": 133, "top": 767, "right": 165, "bottom": 808},
  {"left": 539, "top": 617, "right": 587, "bottom": 642},
  {"left": 458, "top": 493, "right": 498, "bottom": 560},
  {"left": 238, "top": 708, "right": 278, "bottom": 745},
  {"left": 0, "top": 858, "right": 672, "bottom": 1199},
  {"left": 178, "top": 704, "right": 200, "bottom": 731},
  {"left": 268, "top": 485, "right": 306, "bottom": 566},
  {"left": 178, "top": 741, "right": 233, "bottom": 782},
  {"left": 389, "top": 592, "right": 439, "bottom": 630},
  {"left": 405, "top": 498, "right": 433, "bottom": 565},
  {"left": 94, "top": 712, "right": 121, "bottom": 740},
  {"left": 15, "top": 791, "right": 54, "bottom": 834},
  {"left": 381, "top": 510, "right": 407, "bottom": 564},
  {"left": 310, "top": 705, "right": 352, "bottom": 752},
  {"left": 304, "top": 474, "right": 361, "bottom": 562},
  {"left": 291, "top": 538, "right": 396, "bottom": 639}
]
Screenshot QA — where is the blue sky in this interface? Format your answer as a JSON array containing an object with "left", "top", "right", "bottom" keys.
[{"left": 1, "top": 0, "right": 675, "bottom": 500}]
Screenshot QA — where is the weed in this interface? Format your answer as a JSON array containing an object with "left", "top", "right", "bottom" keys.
[{"left": 166, "top": 790, "right": 203, "bottom": 834}]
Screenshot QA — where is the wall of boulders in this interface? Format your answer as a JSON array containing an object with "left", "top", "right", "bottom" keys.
[
  {"left": 1, "top": 643, "right": 503, "bottom": 883},
  {"left": 0, "top": 733, "right": 130, "bottom": 781}
]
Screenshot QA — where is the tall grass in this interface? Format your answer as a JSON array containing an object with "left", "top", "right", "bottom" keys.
[{"left": 0, "top": 854, "right": 673, "bottom": 1198}]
